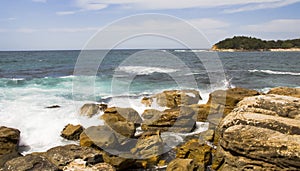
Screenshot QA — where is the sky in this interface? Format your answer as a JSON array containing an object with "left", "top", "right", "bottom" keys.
[{"left": 0, "top": 0, "right": 300, "bottom": 50}]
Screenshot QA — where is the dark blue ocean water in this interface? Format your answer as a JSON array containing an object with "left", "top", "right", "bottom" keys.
[{"left": 0, "top": 50, "right": 299, "bottom": 153}]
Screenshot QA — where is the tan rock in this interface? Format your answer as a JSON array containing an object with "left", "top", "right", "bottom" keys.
[
  {"left": 153, "top": 90, "right": 201, "bottom": 108},
  {"left": 166, "top": 159, "right": 197, "bottom": 171},
  {"left": 0, "top": 126, "right": 20, "bottom": 156},
  {"left": 267, "top": 87, "right": 300, "bottom": 98},
  {"left": 61, "top": 124, "right": 84, "bottom": 140},
  {"left": 80, "top": 103, "right": 107, "bottom": 118}
]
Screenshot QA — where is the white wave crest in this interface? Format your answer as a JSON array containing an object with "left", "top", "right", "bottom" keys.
[
  {"left": 249, "top": 69, "right": 300, "bottom": 76},
  {"left": 116, "top": 66, "right": 177, "bottom": 75}
]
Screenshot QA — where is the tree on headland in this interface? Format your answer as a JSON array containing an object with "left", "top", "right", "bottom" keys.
[{"left": 213, "top": 36, "right": 300, "bottom": 50}]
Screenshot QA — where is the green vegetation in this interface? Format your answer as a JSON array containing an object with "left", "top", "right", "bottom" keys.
[{"left": 213, "top": 36, "right": 300, "bottom": 50}]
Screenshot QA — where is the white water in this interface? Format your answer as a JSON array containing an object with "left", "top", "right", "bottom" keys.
[
  {"left": 249, "top": 69, "right": 300, "bottom": 76},
  {"left": 116, "top": 66, "right": 177, "bottom": 75}
]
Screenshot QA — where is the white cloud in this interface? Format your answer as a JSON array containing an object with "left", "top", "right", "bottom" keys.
[
  {"left": 56, "top": 11, "right": 77, "bottom": 16},
  {"left": 224, "top": 0, "right": 300, "bottom": 13},
  {"left": 47, "top": 27, "right": 98, "bottom": 32},
  {"left": 16, "top": 28, "right": 39, "bottom": 33},
  {"left": 32, "top": 0, "right": 47, "bottom": 3},
  {"left": 244, "top": 19, "right": 300, "bottom": 33},
  {"left": 74, "top": 0, "right": 300, "bottom": 12}
]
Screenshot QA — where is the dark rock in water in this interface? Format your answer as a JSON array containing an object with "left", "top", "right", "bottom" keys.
[
  {"left": 80, "top": 103, "right": 107, "bottom": 118},
  {"left": 43, "top": 144, "right": 103, "bottom": 169},
  {"left": 3, "top": 154, "right": 59, "bottom": 171},
  {"left": 60, "top": 124, "right": 84, "bottom": 141},
  {"left": 141, "top": 106, "right": 197, "bottom": 133},
  {"left": 152, "top": 89, "right": 201, "bottom": 108},
  {"left": 0, "top": 151, "right": 22, "bottom": 168},
  {"left": 176, "top": 139, "right": 212, "bottom": 170},
  {"left": 45, "top": 105, "right": 61, "bottom": 109},
  {"left": 166, "top": 158, "right": 197, "bottom": 171},
  {"left": 80, "top": 126, "right": 119, "bottom": 150},
  {"left": 268, "top": 86, "right": 300, "bottom": 98},
  {"left": 0, "top": 126, "right": 20, "bottom": 156},
  {"left": 213, "top": 94, "right": 300, "bottom": 170}
]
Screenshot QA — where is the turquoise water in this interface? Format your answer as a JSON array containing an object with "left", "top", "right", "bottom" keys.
[{"left": 0, "top": 50, "right": 299, "bottom": 153}]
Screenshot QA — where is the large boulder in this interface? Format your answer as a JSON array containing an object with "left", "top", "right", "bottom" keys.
[
  {"left": 61, "top": 124, "right": 84, "bottom": 141},
  {"left": 176, "top": 139, "right": 212, "bottom": 170},
  {"left": 102, "top": 107, "right": 142, "bottom": 125},
  {"left": 102, "top": 152, "right": 135, "bottom": 170},
  {"left": 267, "top": 87, "right": 300, "bottom": 98},
  {"left": 80, "top": 126, "right": 119, "bottom": 150},
  {"left": 43, "top": 144, "right": 103, "bottom": 169},
  {"left": 80, "top": 103, "right": 107, "bottom": 118},
  {"left": 206, "top": 87, "right": 261, "bottom": 117},
  {"left": 152, "top": 90, "right": 201, "bottom": 108},
  {"left": 213, "top": 94, "right": 300, "bottom": 170},
  {"left": 141, "top": 106, "right": 197, "bottom": 133},
  {"left": 131, "top": 131, "right": 163, "bottom": 168},
  {"left": 3, "top": 154, "right": 59, "bottom": 171},
  {"left": 0, "top": 126, "right": 20, "bottom": 156},
  {"left": 166, "top": 159, "right": 197, "bottom": 171}
]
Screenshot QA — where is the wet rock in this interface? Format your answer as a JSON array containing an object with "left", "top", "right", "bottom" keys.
[
  {"left": 0, "top": 126, "right": 20, "bottom": 156},
  {"left": 44, "top": 144, "right": 103, "bottom": 169},
  {"left": 214, "top": 94, "right": 300, "bottom": 170},
  {"left": 176, "top": 139, "right": 212, "bottom": 170},
  {"left": 80, "top": 126, "right": 119, "bottom": 150},
  {"left": 153, "top": 90, "right": 201, "bottom": 108},
  {"left": 45, "top": 105, "right": 61, "bottom": 109},
  {"left": 189, "top": 104, "right": 211, "bottom": 122},
  {"left": 61, "top": 124, "right": 84, "bottom": 141},
  {"left": 141, "top": 107, "right": 197, "bottom": 133},
  {"left": 4, "top": 154, "right": 59, "bottom": 171},
  {"left": 268, "top": 87, "right": 300, "bottom": 98},
  {"left": 80, "top": 103, "right": 107, "bottom": 118},
  {"left": 166, "top": 159, "right": 197, "bottom": 171}
]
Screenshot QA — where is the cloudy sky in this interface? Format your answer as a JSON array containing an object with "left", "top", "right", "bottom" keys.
[{"left": 0, "top": 0, "right": 300, "bottom": 50}]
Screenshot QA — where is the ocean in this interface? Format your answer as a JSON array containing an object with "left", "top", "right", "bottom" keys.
[{"left": 0, "top": 50, "right": 299, "bottom": 154}]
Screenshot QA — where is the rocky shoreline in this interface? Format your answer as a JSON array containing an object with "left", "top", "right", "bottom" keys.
[{"left": 1, "top": 87, "right": 299, "bottom": 170}]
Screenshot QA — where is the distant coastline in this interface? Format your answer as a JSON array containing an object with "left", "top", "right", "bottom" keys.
[{"left": 212, "top": 36, "right": 300, "bottom": 52}]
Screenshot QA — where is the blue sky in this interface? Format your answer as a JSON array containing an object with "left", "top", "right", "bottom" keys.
[{"left": 0, "top": 0, "right": 300, "bottom": 50}]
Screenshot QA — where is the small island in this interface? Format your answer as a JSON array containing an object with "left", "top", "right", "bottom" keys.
[{"left": 212, "top": 36, "right": 300, "bottom": 52}]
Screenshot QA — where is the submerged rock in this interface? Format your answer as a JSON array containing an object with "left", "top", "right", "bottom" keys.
[
  {"left": 213, "top": 94, "right": 300, "bottom": 170},
  {"left": 268, "top": 86, "right": 300, "bottom": 98},
  {"left": 4, "top": 154, "right": 59, "bottom": 171},
  {"left": 0, "top": 126, "right": 20, "bottom": 156},
  {"left": 61, "top": 124, "right": 84, "bottom": 141},
  {"left": 152, "top": 90, "right": 201, "bottom": 108},
  {"left": 45, "top": 105, "right": 61, "bottom": 109}
]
